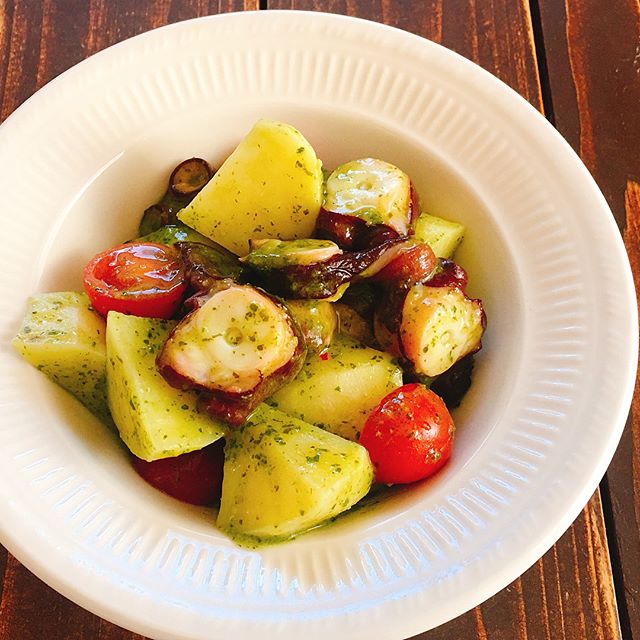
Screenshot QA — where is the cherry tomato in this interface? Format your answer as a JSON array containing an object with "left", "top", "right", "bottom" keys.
[
  {"left": 83, "top": 242, "right": 186, "bottom": 318},
  {"left": 132, "top": 440, "right": 225, "bottom": 506},
  {"left": 359, "top": 383, "right": 454, "bottom": 484}
]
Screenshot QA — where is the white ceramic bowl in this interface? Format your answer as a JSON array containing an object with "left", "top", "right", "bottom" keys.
[{"left": 0, "top": 11, "right": 636, "bottom": 640}]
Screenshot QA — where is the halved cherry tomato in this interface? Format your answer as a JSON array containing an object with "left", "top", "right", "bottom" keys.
[
  {"left": 359, "top": 383, "right": 454, "bottom": 484},
  {"left": 83, "top": 242, "right": 186, "bottom": 318},
  {"left": 132, "top": 440, "right": 225, "bottom": 506}
]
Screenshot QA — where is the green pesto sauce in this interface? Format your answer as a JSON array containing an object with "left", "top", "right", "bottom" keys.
[
  {"left": 222, "top": 482, "right": 406, "bottom": 549},
  {"left": 242, "top": 238, "right": 338, "bottom": 269}
]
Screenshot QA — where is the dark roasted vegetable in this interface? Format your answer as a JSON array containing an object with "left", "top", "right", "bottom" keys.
[
  {"left": 244, "top": 238, "right": 411, "bottom": 300},
  {"left": 430, "top": 354, "right": 475, "bottom": 409},
  {"left": 157, "top": 279, "right": 306, "bottom": 425},
  {"left": 169, "top": 158, "right": 214, "bottom": 197},
  {"left": 284, "top": 300, "right": 337, "bottom": 354},
  {"left": 138, "top": 158, "right": 214, "bottom": 236},
  {"left": 427, "top": 259, "right": 468, "bottom": 290},
  {"left": 315, "top": 209, "right": 400, "bottom": 251},
  {"left": 177, "top": 241, "right": 244, "bottom": 292}
]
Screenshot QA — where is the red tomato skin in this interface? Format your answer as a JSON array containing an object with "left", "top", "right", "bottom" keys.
[
  {"left": 132, "top": 440, "right": 225, "bottom": 506},
  {"left": 83, "top": 243, "right": 187, "bottom": 319},
  {"left": 359, "top": 384, "right": 454, "bottom": 484}
]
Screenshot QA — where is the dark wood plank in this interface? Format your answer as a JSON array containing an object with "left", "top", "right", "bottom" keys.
[
  {"left": 269, "top": 2, "right": 622, "bottom": 639},
  {"left": 538, "top": 1, "right": 640, "bottom": 637},
  {"left": 538, "top": 0, "right": 640, "bottom": 225},
  {"left": 0, "top": 552, "right": 144, "bottom": 639},
  {"left": 610, "top": 179, "right": 640, "bottom": 638}
]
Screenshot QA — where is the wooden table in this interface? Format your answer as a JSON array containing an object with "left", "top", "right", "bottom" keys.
[{"left": 0, "top": 1, "right": 638, "bottom": 638}]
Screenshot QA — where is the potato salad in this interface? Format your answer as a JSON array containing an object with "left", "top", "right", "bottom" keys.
[{"left": 13, "top": 120, "right": 485, "bottom": 546}]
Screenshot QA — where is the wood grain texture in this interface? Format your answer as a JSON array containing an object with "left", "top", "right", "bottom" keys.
[
  {"left": 610, "top": 179, "right": 640, "bottom": 639},
  {"left": 538, "top": 0, "right": 640, "bottom": 225},
  {"left": 0, "top": 0, "right": 627, "bottom": 639},
  {"left": 538, "top": 1, "right": 640, "bottom": 637}
]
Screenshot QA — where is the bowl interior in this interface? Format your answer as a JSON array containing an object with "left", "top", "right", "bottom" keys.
[{"left": 30, "top": 103, "right": 521, "bottom": 538}]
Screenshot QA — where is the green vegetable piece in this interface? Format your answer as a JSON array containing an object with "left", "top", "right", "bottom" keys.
[
  {"left": 13, "top": 292, "right": 112, "bottom": 425},
  {"left": 135, "top": 223, "right": 218, "bottom": 247},
  {"left": 284, "top": 300, "right": 337, "bottom": 354},
  {"left": 413, "top": 212, "right": 465, "bottom": 259},
  {"left": 270, "top": 334, "right": 403, "bottom": 441},
  {"left": 242, "top": 238, "right": 341, "bottom": 269},
  {"left": 217, "top": 405, "right": 374, "bottom": 545},
  {"left": 138, "top": 159, "right": 214, "bottom": 236},
  {"left": 138, "top": 192, "right": 192, "bottom": 236},
  {"left": 138, "top": 204, "right": 167, "bottom": 237},
  {"left": 178, "top": 119, "right": 323, "bottom": 256},
  {"left": 106, "top": 312, "right": 225, "bottom": 461}
]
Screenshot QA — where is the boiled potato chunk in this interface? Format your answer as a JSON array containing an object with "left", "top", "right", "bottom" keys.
[
  {"left": 106, "top": 312, "right": 225, "bottom": 461},
  {"left": 178, "top": 120, "right": 323, "bottom": 256},
  {"left": 270, "top": 334, "right": 403, "bottom": 441},
  {"left": 413, "top": 212, "right": 465, "bottom": 258},
  {"left": 13, "top": 292, "right": 111, "bottom": 425},
  {"left": 217, "top": 405, "right": 373, "bottom": 545}
]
